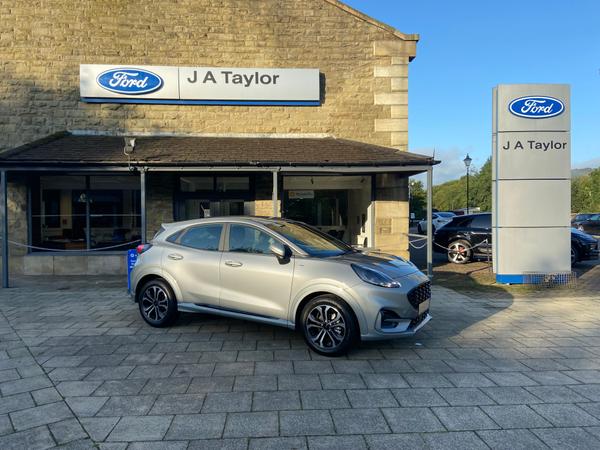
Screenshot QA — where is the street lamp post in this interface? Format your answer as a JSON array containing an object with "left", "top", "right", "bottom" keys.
[{"left": 463, "top": 154, "right": 472, "bottom": 214}]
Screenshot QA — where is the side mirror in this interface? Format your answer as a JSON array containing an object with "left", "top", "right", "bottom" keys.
[{"left": 269, "top": 242, "right": 290, "bottom": 260}]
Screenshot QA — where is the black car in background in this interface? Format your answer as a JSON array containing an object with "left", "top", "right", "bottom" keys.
[
  {"left": 572, "top": 213, "right": 600, "bottom": 236},
  {"left": 434, "top": 213, "right": 599, "bottom": 266}
]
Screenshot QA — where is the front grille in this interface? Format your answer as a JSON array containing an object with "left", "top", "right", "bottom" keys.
[{"left": 407, "top": 281, "right": 431, "bottom": 309}]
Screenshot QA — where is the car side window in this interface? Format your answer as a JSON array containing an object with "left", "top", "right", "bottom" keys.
[
  {"left": 228, "top": 224, "right": 276, "bottom": 254},
  {"left": 471, "top": 215, "right": 491, "bottom": 229},
  {"left": 179, "top": 224, "right": 222, "bottom": 251}
]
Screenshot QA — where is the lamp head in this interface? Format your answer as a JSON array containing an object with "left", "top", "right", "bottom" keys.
[{"left": 463, "top": 154, "right": 472, "bottom": 168}]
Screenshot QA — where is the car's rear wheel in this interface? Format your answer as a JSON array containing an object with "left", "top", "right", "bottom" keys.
[
  {"left": 571, "top": 245, "right": 579, "bottom": 266},
  {"left": 448, "top": 239, "right": 472, "bottom": 264},
  {"left": 137, "top": 279, "right": 178, "bottom": 327},
  {"left": 300, "top": 296, "right": 358, "bottom": 357}
]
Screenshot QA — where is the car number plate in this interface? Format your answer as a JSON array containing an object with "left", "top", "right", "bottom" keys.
[{"left": 419, "top": 299, "right": 430, "bottom": 315}]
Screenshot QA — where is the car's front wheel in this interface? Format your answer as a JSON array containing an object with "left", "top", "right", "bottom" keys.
[
  {"left": 447, "top": 239, "right": 472, "bottom": 264},
  {"left": 571, "top": 245, "right": 579, "bottom": 266},
  {"left": 300, "top": 296, "right": 358, "bottom": 357},
  {"left": 137, "top": 279, "right": 178, "bottom": 327}
]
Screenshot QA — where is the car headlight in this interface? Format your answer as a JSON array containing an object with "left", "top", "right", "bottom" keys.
[{"left": 351, "top": 264, "right": 400, "bottom": 288}]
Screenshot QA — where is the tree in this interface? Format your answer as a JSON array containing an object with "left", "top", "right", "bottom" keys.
[
  {"left": 572, "top": 167, "right": 600, "bottom": 213},
  {"left": 409, "top": 180, "right": 427, "bottom": 219},
  {"left": 433, "top": 158, "right": 492, "bottom": 212}
]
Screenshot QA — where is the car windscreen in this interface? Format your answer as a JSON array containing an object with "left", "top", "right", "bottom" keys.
[{"left": 265, "top": 222, "right": 351, "bottom": 257}]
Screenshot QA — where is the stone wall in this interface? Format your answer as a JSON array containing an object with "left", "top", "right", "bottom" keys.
[
  {"left": 0, "top": 0, "right": 416, "bottom": 151},
  {"left": 374, "top": 174, "right": 410, "bottom": 258}
]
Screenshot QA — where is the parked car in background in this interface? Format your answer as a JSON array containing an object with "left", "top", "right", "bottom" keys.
[
  {"left": 434, "top": 213, "right": 599, "bottom": 266},
  {"left": 433, "top": 213, "right": 492, "bottom": 263},
  {"left": 571, "top": 228, "right": 600, "bottom": 264},
  {"left": 130, "top": 217, "right": 432, "bottom": 356},
  {"left": 417, "top": 211, "right": 455, "bottom": 234},
  {"left": 572, "top": 213, "right": 600, "bottom": 236}
]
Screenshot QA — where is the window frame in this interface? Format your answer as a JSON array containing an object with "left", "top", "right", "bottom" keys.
[
  {"left": 223, "top": 223, "right": 286, "bottom": 256},
  {"left": 171, "top": 223, "right": 225, "bottom": 252},
  {"left": 29, "top": 173, "right": 141, "bottom": 254}
]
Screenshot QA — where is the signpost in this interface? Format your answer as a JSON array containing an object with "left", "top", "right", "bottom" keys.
[{"left": 492, "top": 84, "right": 571, "bottom": 284}]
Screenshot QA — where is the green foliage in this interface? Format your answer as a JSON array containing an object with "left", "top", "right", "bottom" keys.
[
  {"left": 433, "top": 158, "right": 492, "bottom": 212},
  {"left": 572, "top": 167, "right": 600, "bottom": 213},
  {"left": 431, "top": 160, "right": 600, "bottom": 214},
  {"left": 409, "top": 180, "right": 427, "bottom": 219}
]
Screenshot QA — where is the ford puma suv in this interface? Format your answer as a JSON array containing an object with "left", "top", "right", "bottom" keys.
[{"left": 130, "top": 217, "right": 431, "bottom": 356}]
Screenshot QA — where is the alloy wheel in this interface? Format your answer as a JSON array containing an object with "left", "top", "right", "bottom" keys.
[
  {"left": 448, "top": 242, "right": 470, "bottom": 263},
  {"left": 305, "top": 304, "right": 347, "bottom": 351},
  {"left": 141, "top": 285, "right": 170, "bottom": 322}
]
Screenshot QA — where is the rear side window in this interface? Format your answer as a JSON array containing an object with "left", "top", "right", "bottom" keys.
[
  {"left": 179, "top": 224, "right": 223, "bottom": 251},
  {"left": 471, "top": 215, "right": 491, "bottom": 229},
  {"left": 166, "top": 229, "right": 183, "bottom": 243},
  {"left": 448, "top": 216, "right": 472, "bottom": 228}
]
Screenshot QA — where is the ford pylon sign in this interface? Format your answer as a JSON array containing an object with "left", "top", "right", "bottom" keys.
[
  {"left": 508, "top": 96, "right": 565, "bottom": 119},
  {"left": 492, "top": 84, "right": 571, "bottom": 285},
  {"left": 97, "top": 68, "right": 164, "bottom": 95},
  {"left": 80, "top": 64, "right": 321, "bottom": 106}
]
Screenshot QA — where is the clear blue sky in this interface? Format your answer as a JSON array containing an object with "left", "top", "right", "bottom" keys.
[{"left": 345, "top": 0, "right": 600, "bottom": 183}]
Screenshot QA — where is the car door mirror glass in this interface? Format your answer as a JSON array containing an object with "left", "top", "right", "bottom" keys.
[{"left": 269, "top": 242, "right": 287, "bottom": 259}]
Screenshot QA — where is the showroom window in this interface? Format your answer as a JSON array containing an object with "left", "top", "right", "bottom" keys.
[{"left": 31, "top": 175, "right": 141, "bottom": 252}]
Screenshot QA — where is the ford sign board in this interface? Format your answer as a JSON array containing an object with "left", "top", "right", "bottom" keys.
[
  {"left": 508, "top": 96, "right": 565, "bottom": 119},
  {"left": 96, "top": 68, "right": 163, "bottom": 95}
]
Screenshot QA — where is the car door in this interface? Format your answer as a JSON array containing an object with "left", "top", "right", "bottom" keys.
[
  {"left": 469, "top": 214, "right": 492, "bottom": 255},
  {"left": 161, "top": 223, "right": 224, "bottom": 305},
  {"left": 219, "top": 223, "right": 294, "bottom": 319}
]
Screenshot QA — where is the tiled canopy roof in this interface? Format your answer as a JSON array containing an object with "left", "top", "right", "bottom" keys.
[{"left": 0, "top": 132, "right": 438, "bottom": 168}]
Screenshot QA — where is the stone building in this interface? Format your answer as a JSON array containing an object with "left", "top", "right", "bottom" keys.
[{"left": 0, "top": 0, "right": 436, "bottom": 275}]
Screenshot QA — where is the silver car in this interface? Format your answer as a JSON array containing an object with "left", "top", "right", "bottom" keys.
[{"left": 130, "top": 217, "right": 431, "bottom": 356}]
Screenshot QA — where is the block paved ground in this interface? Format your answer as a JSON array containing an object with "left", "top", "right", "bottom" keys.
[{"left": 0, "top": 274, "right": 600, "bottom": 449}]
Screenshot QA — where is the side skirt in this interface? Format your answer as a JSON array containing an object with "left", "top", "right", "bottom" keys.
[{"left": 178, "top": 302, "right": 295, "bottom": 329}]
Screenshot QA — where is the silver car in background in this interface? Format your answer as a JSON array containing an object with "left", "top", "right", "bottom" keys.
[{"left": 130, "top": 217, "right": 431, "bottom": 356}]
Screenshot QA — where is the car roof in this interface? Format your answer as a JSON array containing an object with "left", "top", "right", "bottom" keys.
[{"left": 161, "top": 216, "right": 293, "bottom": 229}]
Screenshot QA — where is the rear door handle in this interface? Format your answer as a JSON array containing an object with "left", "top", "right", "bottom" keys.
[
  {"left": 224, "top": 260, "right": 243, "bottom": 267},
  {"left": 168, "top": 253, "right": 184, "bottom": 260}
]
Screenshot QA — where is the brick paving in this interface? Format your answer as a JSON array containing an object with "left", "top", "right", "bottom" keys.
[{"left": 0, "top": 275, "right": 599, "bottom": 449}]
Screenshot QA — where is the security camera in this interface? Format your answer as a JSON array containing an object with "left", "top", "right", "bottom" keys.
[{"left": 123, "top": 137, "right": 135, "bottom": 156}]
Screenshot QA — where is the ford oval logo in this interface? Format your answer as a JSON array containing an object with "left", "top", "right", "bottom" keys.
[
  {"left": 508, "top": 96, "right": 564, "bottom": 119},
  {"left": 96, "top": 68, "right": 163, "bottom": 95}
]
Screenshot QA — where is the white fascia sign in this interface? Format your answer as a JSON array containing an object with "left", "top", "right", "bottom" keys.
[{"left": 80, "top": 64, "right": 321, "bottom": 106}]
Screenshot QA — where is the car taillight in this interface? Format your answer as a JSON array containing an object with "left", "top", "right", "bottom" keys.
[{"left": 136, "top": 244, "right": 152, "bottom": 255}]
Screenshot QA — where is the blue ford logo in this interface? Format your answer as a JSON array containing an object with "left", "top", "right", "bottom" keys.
[
  {"left": 96, "top": 68, "right": 163, "bottom": 95},
  {"left": 509, "top": 96, "right": 564, "bottom": 119}
]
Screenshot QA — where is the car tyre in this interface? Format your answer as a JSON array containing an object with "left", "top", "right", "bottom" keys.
[
  {"left": 447, "top": 239, "right": 472, "bottom": 264},
  {"left": 300, "top": 296, "right": 358, "bottom": 357},
  {"left": 571, "top": 245, "right": 579, "bottom": 266},
  {"left": 137, "top": 279, "right": 178, "bottom": 327}
]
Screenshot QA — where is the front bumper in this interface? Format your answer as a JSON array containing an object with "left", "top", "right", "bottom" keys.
[
  {"left": 346, "top": 273, "right": 432, "bottom": 340},
  {"left": 361, "top": 312, "right": 432, "bottom": 341}
]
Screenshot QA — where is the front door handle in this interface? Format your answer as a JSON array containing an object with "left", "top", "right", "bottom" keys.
[
  {"left": 168, "top": 253, "right": 184, "bottom": 260},
  {"left": 224, "top": 260, "right": 243, "bottom": 267}
]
